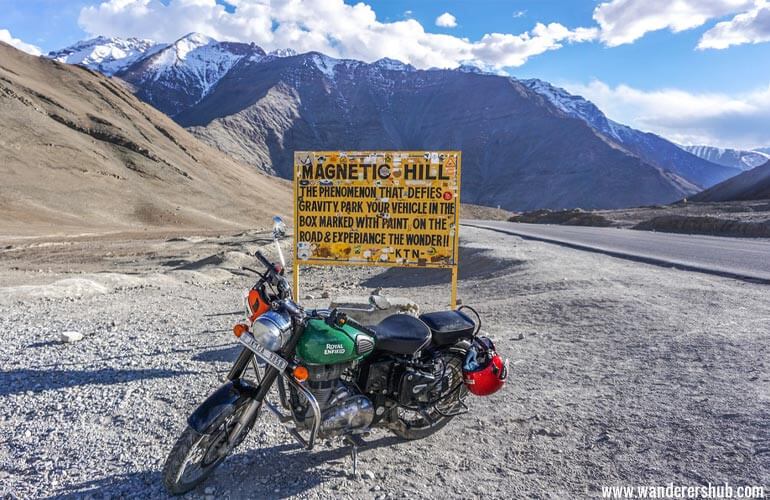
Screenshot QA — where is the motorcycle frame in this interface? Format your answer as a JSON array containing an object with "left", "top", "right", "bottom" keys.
[{"left": 192, "top": 311, "right": 324, "bottom": 451}]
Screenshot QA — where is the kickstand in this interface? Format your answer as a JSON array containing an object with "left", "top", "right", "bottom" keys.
[{"left": 344, "top": 435, "right": 365, "bottom": 476}]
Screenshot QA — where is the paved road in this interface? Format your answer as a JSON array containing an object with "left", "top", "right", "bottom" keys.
[{"left": 463, "top": 220, "right": 770, "bottom": 283}]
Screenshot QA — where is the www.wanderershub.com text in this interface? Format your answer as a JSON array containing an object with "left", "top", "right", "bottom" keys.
[{"left": 601, "top": 483, "right": 765, "bottom": 499}]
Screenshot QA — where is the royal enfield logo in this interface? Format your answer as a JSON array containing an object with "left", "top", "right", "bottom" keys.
[{"left": 324, "top": 343, "right": 346, "bottom": 355}]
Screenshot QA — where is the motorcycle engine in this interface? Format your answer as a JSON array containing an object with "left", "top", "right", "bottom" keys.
[{"left": 291, "top": 363, "right": 374, "bottom": 437}]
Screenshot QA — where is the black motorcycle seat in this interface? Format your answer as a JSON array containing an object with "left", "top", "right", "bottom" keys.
[
  {"left": 419, "top": 310, "right": 476, "bottom": 346},
  {"left": 371, "top": 314, "right": 431, "bottom": 355}
]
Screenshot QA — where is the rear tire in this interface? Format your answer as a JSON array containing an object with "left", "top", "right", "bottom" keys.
[
  {"left": 163, "top": 399, "right": 257, "bottom": 495},
  {"left": 390, "top": 344, "right": 468, "bottom": 440}
]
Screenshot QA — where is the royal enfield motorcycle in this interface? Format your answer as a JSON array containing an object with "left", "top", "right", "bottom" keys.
[{"left": 163, "top": 245, "right": 507, "bottom": 495}]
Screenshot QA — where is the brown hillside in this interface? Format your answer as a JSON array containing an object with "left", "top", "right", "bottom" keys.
[{"left": 0, "top": 42, "right": 290, "bottom": 237}]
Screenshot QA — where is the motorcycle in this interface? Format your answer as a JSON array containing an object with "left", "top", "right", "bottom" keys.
[{"left": 162, "top": 240, "right": 506, "bottom": 495}]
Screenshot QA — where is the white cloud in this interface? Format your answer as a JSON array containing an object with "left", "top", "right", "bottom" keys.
[
  {"left": 472, "top": 24, "right": 597, "bottom": 68},
  {"left": 78, "top": 0, "right": 596, "bottom": 69},
  {"left": 563, "top": 79, "right": 770, "bottom": 149},
  {"left": 0, "top": 28, "right": 42, "bottom": 56},
  {"left": 513, "top": 10, "right": 526, "bottom": 19},
  {"left": 698, "top": 0, "right": 770, "bottom": 48},
  {"left": 593, "top": 0, "right": 755, "bottom": 46},
  {"left": 435, "top": 12, "right": 457, "bottom": 28}
]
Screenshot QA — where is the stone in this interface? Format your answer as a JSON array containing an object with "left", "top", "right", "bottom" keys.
[
  {"left": 60, "top": 331, "right": 84, "bottom": 343},
  {"left": 329, "top": 293, "right": 419, "bottom": 325}
]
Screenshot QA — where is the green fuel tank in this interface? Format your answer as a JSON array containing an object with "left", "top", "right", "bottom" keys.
[{"left": 296, "top": 319, "right": 375, "bottom": 365}]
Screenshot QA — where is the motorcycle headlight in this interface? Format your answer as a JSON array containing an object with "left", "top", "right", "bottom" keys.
[{"left": 251, "top": 310, "right": 291, "bottom": 351}]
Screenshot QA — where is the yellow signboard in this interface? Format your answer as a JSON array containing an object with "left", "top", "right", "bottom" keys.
[{"left": 293, "top": 151, "right": 462, "bottom": 306}]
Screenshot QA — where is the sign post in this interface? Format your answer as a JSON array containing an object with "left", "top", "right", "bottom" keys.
[{"left": 293, "top": 151, "right": 462, "bottom": 308}]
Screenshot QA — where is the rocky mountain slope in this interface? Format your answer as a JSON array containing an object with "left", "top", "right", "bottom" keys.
[
  {"left": 521, "top": 80, "right": 741, "bottom": 187},
  {"left": 0, "top": 42, "right": 290, "bottom": 236},
  {"left": 173, "top": 52, "right": 696, "bottom": 210},
  {"left": 681, "top": 145, "right": 770, "bottom": 171},
  {"left": 691, "top": 160, "right": 770, "bottom": 202},
  {"left": 47, "top": 36, "right": 165, "bottom": 76}
]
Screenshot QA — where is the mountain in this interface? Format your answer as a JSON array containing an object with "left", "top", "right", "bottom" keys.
[
  {"left": 521, "top": 79, "right": 741, "bottom": 188},
  {"left": 0, "top": 42, "right": 290, "bottom": 235},
  {"left": 117, "top": 33, "right": 265, "bottom": 117},
  {"left": 173, "top": 52, "right": 696, "bottom": 211},
  {"left": 46, "top": 34, "right": 736, "bottom": 210},
  {"left": 47, "top": 36, "right": 165, "bottom": 76},
  {"left": 691, "top": 160, "right": 770, "bottom": 202},
  {"left": 681, "top": 145, "right": 770, "bottom": 171}
]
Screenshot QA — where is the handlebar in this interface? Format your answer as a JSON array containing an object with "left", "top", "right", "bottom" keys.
[
  {"left": 344, "top": 316, "right": 378, "bottom": 338},
  {"left": 255, "top": 250, "right": 273, "bottom": 270},
  {"left": 323, "top": 308, "right": 378, "bottom": 337},
  {"left": 255, "top": 250, "right": 293, "bottom": 301}
]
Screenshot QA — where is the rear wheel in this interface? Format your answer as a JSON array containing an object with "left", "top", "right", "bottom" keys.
[
  {"left": 163, "top": 398, "right": 258, "bottom": 495},
  {"left": 390, "top": 346, "right": 468, "bottom": 440}
]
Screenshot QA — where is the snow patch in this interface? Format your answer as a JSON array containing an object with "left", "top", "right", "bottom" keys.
[
  {"left": 373, "top": 58, "right": 414, "bottom": 72},
  {"left": 311, "top": 53, "right": 340, "bottom": 80},
  {"left": 47, "top": 36, "right": 164, "bottom": 75},
  {"left": 269, "top": 48, "right": 298, "bottom": 57}
]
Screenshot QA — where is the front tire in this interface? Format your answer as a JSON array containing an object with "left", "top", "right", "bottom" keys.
[{"left": 163, "top": 399, "right": 257, "bottom": 495}]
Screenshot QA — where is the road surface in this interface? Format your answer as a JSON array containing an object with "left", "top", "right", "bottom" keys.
[{"left": 463, "top": 220, "right": 770, "bottom": 283}]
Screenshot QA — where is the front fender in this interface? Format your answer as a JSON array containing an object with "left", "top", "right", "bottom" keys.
[{"left": 187, "top": 379, "right": 260, "bottom": 434}]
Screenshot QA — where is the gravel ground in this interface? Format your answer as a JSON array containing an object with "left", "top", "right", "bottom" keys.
[{"left": 1, "top": 227, "right": 768, "bottom": 499}]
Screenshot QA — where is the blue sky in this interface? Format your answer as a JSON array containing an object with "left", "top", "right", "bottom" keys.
[{"left": 1, "top": 0, "right": 769, "bottom": 149}]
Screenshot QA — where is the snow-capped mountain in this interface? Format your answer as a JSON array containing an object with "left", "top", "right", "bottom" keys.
[
  {"left": 117, "top": 33, "right": 265, "bottom": 116},
  {"left": 47, "top": 36, "right": 165, "bottom": 76},
  {"left": 682, "top": 145, "right": 770, "bottom": 171},
  {"left": 520, "top": 79, "right": 740, "bottom": 188},
  {"left": 45, "top": 34, "right": 747, "bottom": 209}
]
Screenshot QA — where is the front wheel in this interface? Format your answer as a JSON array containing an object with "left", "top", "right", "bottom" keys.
[{"left": 163, "top": 398, "right": 258, "bottom": 495}]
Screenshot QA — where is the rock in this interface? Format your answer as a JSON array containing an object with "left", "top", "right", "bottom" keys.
[
  {"left": 204, "top": 486, "right": 215, "bottom": 494},
  {"left": 363, "top": 470, "right": 375, "bottom": 480},
  {"left": 321, "top": 290, "right": 330, "bottom": 299},
  {"left": 329, "top": 294, "right": 419, "bottom": 325},
  {"left": 60, "top": 331, "right": 84, "bottom": 343}
]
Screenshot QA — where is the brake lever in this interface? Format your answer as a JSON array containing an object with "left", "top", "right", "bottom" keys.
[{"left": 241, "top": 266, "right": 267, "bottom": 280}]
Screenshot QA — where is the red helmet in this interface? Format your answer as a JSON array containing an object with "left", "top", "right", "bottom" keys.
[{"left": 463, "top": 337, "right": 507, "bottom": 396}]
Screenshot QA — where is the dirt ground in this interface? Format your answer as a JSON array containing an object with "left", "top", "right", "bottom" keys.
[{"left": 0, "top": 226, "right": 768, "bottom": 499}]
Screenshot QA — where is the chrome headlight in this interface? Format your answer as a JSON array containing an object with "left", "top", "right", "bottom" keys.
[{"left": 251, "top": 310, "right": 291, "bottom": 351}]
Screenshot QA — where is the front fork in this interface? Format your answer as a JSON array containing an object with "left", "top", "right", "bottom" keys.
[
  {"left": 227, "top": 346, "right": 254, "bottom": 381},
  {"left": 226, "top": 348, "right": 278, "bottom": 441},
  {"left": 221, "top": 318, "right": 306, "bottom": 442}
]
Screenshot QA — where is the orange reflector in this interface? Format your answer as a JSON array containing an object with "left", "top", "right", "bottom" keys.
[
  {"left": 233, "top": 323, "right": 248, "bottom": 338},
  {"left": 293, "top": 365, "right": 309, "bottom": 382}
]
